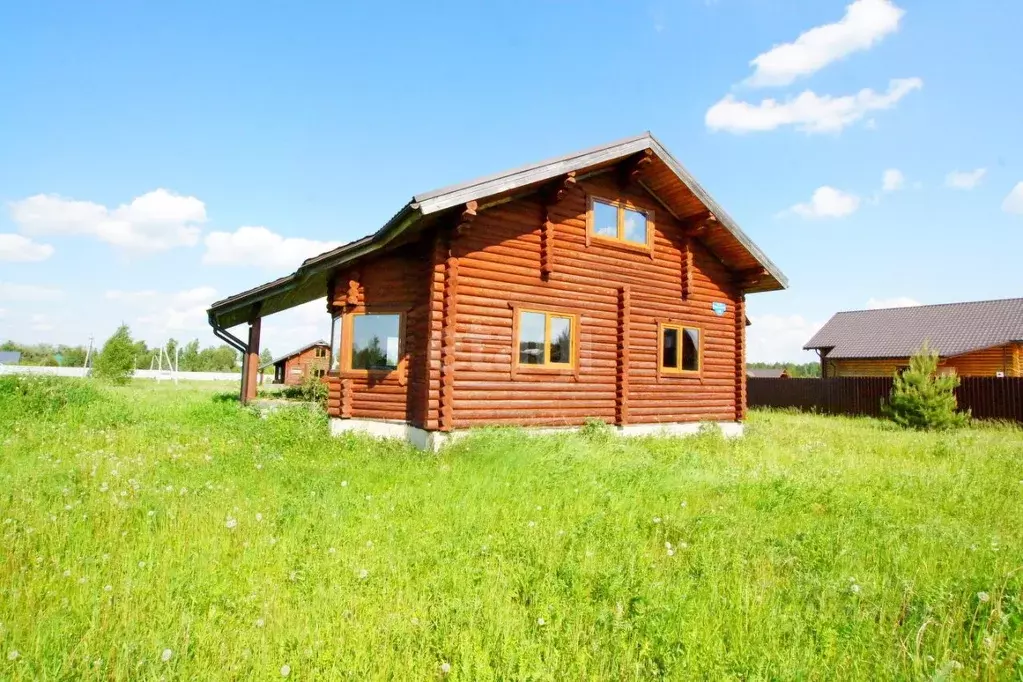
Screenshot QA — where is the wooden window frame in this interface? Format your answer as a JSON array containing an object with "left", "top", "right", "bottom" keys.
[
  {"left": 511, "top": 305, "right": 580, "bottom": 377},
  {"left": 339, "top": 306, "right": 406, "bottom": 378},
  {"left": 657, "top": 322, "right": 702, "bottom": 377},
  {"left": 586, "top": 195, "right": 654, "bottom": 253}
]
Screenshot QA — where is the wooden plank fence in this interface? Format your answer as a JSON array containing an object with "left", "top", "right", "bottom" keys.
[{"left": 748, "top": 377, "right": 1023, "bottom": 423}]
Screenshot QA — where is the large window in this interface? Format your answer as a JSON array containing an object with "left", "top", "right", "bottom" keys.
[
  {"left": 659, "top": 323, "right": 700, "bottom": 374},
  {"left": 516, "top": 309, "right": 576, "bottom": 369},
  {"left": 347, "top": 313, "right": 402, "bottom": 371},
  {"left": 588, "top": 197, "right": 652, "bottom": 248}
]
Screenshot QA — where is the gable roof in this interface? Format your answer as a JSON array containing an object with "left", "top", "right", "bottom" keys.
[
  {"left": 209, "top": 132, "right": 787, "bottom": 330},
  {"left": 805, "top": 298, "right": 1023, "bottom": 359},
  {"left": 261, "top": 340, "right": 329, "bottom": 369}
]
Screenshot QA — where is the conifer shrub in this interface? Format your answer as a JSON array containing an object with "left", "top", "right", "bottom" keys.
[{"left": 882, "top": 341, "right": 969, "bottom": 430}]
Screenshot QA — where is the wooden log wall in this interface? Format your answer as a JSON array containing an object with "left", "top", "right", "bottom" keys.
[
  {"left": 827, "top": 344, "right": 1022, "bottom": 378},
  {"left": 281, "top": 345, "right": 330, "bottom": 386},
  {"left": 440, "top": 173, "right": 741, "bottom": 428},
  {"left": 325, "top": 245, "right": 430, "bottom": 423}
]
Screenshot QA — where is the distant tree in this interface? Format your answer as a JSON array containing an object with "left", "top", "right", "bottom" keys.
[
  {"left": 179, "top": 339, "right": 201, "bottom": 372},
  {"left": 882, "top": 341, "right": 969, "bottom": 430},
  {"left": 93, "top": 325, "right": 136, "bottom": 384},
  {"left": 260, "top": 348, "right": 273, "bottom": 373},
  {"left": 58, "top": 346, "right": 88, "bottom": 367},
  {"left": 747, "top": 361, "right": 821, "bottom": 378}
]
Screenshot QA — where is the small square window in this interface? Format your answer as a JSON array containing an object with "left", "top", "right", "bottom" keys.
[
  {"left": 659, "top": 323, "right": 700, "bottom": 374},
  {"left": 515, "top": 309, "right": 576, "bottom": 369}
]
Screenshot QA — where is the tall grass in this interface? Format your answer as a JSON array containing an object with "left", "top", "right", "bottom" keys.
[{"left": 1, "top": 381, "right": 1021, "bottom": 679}]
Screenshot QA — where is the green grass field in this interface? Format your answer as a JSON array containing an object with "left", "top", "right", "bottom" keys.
[{"left": 1, "top": 377, "right": 1022, "bottom": 680}]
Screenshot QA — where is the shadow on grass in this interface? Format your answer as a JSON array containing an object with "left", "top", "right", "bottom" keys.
[{"left": 211, "top": 391, "right": 239, "bottom": 404}]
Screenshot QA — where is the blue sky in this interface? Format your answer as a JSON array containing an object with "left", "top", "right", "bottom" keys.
[{"left": 1, "top": 0, "right": 1021, "bottom": 362}]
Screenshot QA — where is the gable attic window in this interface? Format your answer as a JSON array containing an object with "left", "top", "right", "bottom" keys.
[
  {"left": 515, "top": 308, "right": 577, "bottom": 370},
  {"left": 659, "top": 323, "right": 701, "bottom": 374},
  {"left": 587, "top": 197, "right": 653, "bottom": 249}
]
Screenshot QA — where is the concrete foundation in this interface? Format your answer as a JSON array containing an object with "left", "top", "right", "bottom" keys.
[{"left": 329, "top": 418, "right": 744, "bottom": 452}]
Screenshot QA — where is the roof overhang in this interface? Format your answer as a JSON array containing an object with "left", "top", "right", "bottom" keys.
[{"left": 208, "top": 132, "right": 788, "bottom": 331}]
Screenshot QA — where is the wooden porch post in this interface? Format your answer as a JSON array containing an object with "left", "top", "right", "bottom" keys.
[{"left": 242, "top": 317, "right": 261, "bottom": 404}]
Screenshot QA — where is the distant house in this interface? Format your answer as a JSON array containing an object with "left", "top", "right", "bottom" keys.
[
  {"left": 0, "top": 351, "right": 21, "bottom": 366},
  {"left": 262, "top": 341, "right": 330, "bottom": 385},
  {"left": 805, "top": 298, "right": 1023, "bottom": 378},
  {"left": 747, "top": 368, "right": 788, "bottom": 379}
]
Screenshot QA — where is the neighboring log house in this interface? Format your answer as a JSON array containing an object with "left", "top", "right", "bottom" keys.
[
  {"left": 207, "top": 133, "right": 788, "bottom": 448},
  {"left": 263, "top": 341, "right": 330, "bottom": 385},
  {"left": 805, "top": 298, "right": 1023, "bottom": 378}
]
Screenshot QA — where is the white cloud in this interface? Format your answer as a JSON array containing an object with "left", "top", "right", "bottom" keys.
[
  {"left": 706, "top": 77, "right": 922, "bottom": 134},
  {"left": 9, "top": 189, "right": 206, "bottom": 253},
  {"left": 866, "top": 296, "right": 920, "bottom": 309},
  {"left": 136, "top": 286, "right": 219, "bottom": 337},
  {"left": 105, "top": 289, "right": 158, "bottom": 303},
  {"left": 203, "top": 226, "right": 341, "bottom": 270},
  {"left": 786, "top": 186, "right": 861, "bottom": 219},
  {"left": 1003, "top": 182, "right": 1023, "bottom": 215},
  {"left": 881, "top": 169, "right": 904, "bottom": 193},
  {"left": 945, "top": 168, "right": 987, "bottom": 190},
  {"left": 747, "top": 314, "right": 824, "bottom": 363},
  {"left": 30, "top": 313, "right": 55, "bottom": 332},
  {"left": 0, "top": 282, "right": 64, "bottom": 302},
  {"left": 0, "top": 234, "right": 55, "bottom": 262},
  {"left": 746, "top": 0, "right": 905, "bottom": 87},
  {"left": 0, "top": 308, "right": 7, "bottom": 320}
]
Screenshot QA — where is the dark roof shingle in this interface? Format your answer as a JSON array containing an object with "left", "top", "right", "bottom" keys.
[{"left": 804, "top": 298, "right": 1023, "bottom": 359}]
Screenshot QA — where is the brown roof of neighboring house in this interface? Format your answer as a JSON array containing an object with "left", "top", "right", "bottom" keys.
[
  {"left": 804, "top": 297, "right": 1023, "bottom": 359},
  {"left": 261, "top": 340, "right": 329, "bottom": 369},
  {"left": 208, "top": 132, "right": 788, "bottom": 330}
]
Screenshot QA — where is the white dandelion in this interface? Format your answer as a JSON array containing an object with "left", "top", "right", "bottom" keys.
[
  {"left": 528, "top": 521, "right": 536, "bottom": 528},
  {"left": 680, "top": 501, "right": 687, "bottom": 508},
  {"left": 7, "top": 650, "right": 19, "bottom": 661},
  {"left": 665, "top": 541, "right": 672, "bottom": 549},
  {"left": 281, "top": 663, "right": 291, "bottom": 677},
  {"left": 328, "top": 547, "right": 337, "bottom": 555},
  {"left": 255, "top": 464, "right": 263, "bottom": 470},
  {"left": 440, "top": 661, "right": 451, "bottom": 675},
  {"left": 63, "top": 569, "right": 71, "bottom": 577},
  {"left": 226, "top": 516, "right": 237, "bottom": 530},
  {"left": 255, "top": 513, "right": 263, "bottom": 522},
  {"left": 161, "top": 649, "right": 173, "bottom": 662},
  {"left": 537, "top": 617, "right": 546, "bottom": 626},
  {"left": 358, "top": 569, "right": 369, "bottom": 580},
  {"left": 255, "top": 618, "right": 265, "bottom": 628},
  {"left": 667, "top": 548, "right": 676, "bottom": 557},
  {"left": 341, "top": 480, "right": 348, "bottom": 487},
  {"left": 850, "top": 584, "right": 861, "bottom": 594},
  {"left": 104, "top": 584, "right": 112, "bottom": 592},
  {"left": 138, "top": 561, "right": 146, "bottom": 568},
  {"left": 652, "top": 517, "right": 661, "bottom": 524},
  {"left": 978, "top": 591, "right": 990, "bottom": 603}
]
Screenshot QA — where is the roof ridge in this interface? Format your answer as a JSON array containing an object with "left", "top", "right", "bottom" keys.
[{"left": 835, "top": 296, "right": 1023, "bottom": 315}]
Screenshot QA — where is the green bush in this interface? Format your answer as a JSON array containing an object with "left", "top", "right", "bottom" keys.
[
  {"left": 0, "top": 375, "right": 102, "bottom": 414},
  {"left": 92, "top": 325, "right": 136, "bottom": 385},
  {"left": 882, "top": 341, "right": 969, "bottom": 430},
  {"left": 280, "top": 373, "right": 329, "bottom": 407}
]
